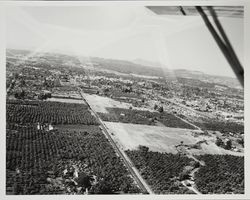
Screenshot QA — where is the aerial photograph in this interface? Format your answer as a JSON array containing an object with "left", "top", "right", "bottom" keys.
[{"left": 4, "top": 3, "right": 244, "bottom": 196}]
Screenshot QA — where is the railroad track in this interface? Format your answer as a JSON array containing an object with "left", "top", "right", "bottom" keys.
[{"left": 78, "top": 88, "right": 152, "bottom": 194}]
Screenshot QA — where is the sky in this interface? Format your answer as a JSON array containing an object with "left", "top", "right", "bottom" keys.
[{"left": 5, "top": 6, "right": 244, "bottom": 77}]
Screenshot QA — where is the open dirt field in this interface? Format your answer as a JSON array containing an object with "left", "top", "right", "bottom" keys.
[
  {"left": 82, "top": 93, "right": 151, "bottom": 113},
  {"left": 104, "top": 122, "right": 244, "bottom": 156},
  {"left": 47, "top": 97, "right": 86, "bottom": 104},
  {"left": 188, "top": 142, "right": 244, "bottom": 156},
  {"left": 104, "top": 122, "right": 201, "bottom": 154}
]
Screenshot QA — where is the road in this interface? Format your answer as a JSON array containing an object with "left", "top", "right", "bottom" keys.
[
  {"left": 174, "top": 114, "right": 201, "bottom": 130},
  {"left": 181, "top": 162, "right": 203, "bottom": 195},
  {"left": 179, "top": 153, "right": 204, "bottom": 194},
  {"left": 159, "top": 95, "right": 215, "bottom": 119},
  {"left": 78, "top": 88, "right": 153, "bottom": 194},
  {"left": 181, "top": 177, "right": 201, "bottom": 194}
]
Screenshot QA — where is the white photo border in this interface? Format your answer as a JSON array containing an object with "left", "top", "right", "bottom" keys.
[{"left": 0, "top": 1, "right": 249, "bottom": 200}]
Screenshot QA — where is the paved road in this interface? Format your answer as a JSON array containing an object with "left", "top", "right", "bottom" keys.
[{"left": 78, "top": 88, "right": 153, "bottom": 194}]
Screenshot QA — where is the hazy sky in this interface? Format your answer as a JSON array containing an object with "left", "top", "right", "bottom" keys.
[{"left": 5, "top": 6, "right": 244, "bottom": 77}]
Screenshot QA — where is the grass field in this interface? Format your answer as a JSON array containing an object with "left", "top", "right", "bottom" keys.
[{"left": 104, "top": 122, "right": 244, "bottom": 156}]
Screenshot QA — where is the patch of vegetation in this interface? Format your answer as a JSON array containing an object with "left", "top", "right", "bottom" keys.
[
  {"left": 98, "top": 108, "right": 195, "bottom": 129},
  {"left": 6, "top": 125, "right": 140, "bottom": 194},
  {"left": 195, "top": 154, "right": 244, "bottom": 194},
  {"left": 126, "top": 146, "right": 193, "bottom": 194},
  {"left": 194, "top": 120, "right": 244, "bottom": 134},
  {"left": 7, "top": 100, "right": 98, "bottom": 125}
]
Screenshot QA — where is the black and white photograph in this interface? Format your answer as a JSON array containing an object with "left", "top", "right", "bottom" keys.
[{"left": 0, "top": 0, "right": 249, "bottom": 198}]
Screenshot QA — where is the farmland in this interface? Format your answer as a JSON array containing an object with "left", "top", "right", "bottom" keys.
[
  {"left": 126, "top": 148, "right": 244, "bottom": 194},
  {"left": 6, "top": 99, "right": 141, "bottom": 194},
  {"left": 7, "top": 100, "right": 98, "bottom": 125},
  {"left": 6, "top": 49, "right": 244, "bottom": 195},
  {"left": 195, "top": 154, "right": 244, "bottom": 194},
  {"left": 126, "top": 148, "right": 194, "bottom": 194},
  {"left": 81, "top": 93, "right": 132, "bottom": 113},
  {"left": 104, "top": 122, "right": 244, "bottom": 156},
  {"left": 47, "top": 97, "right": 86, "bottom": 104},
  {"left": 99, "top": 107, "right": 196, "bottom": 129},
  {"left": 82, "top": 93, "right": 150, "bottom": 113},
  {"left": 192, "top": 119, "right": 244, "bottom": 134},
  {"left": 6, "top": 124, "right": 140, "bottom": 194}
]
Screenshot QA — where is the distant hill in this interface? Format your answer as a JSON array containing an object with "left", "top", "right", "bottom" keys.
[
  {"left": 132, "top": 58, "right": 165, "bottom": 69},
  {"left": 89, "top": 57, "right": 241, "bottom": 89},
  {"left": 173, "top": 69, "right": 241, "bottom": 89},
  {"left": 6, "top": 49, "right": 241, "bottom": 89},
  {"left": 6, "top": 49, "right": 31, "bottom": 57},
  {"left": 89, "top": 57, "right": 169, "bottom": 78}
]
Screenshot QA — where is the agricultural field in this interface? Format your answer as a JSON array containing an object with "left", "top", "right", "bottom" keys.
[
  {"left": 51, "top": 86, "right": 78, "bottom": 93},
  {"left": 105, "top": 122, "right": 201, "bottom": 153},
  {"left": 6, "top": 48, "right": 245, "bottom": 196},
  {"left": 195, "top": 154, "right": 244, "bottom": 194},
  {"left": 188, "top": 141, "right": 244, "bottom": 156},
  {"left": 104, "top": 122, "right": 243, "bottom": 156},
  {"left": 99, "top": 107, "right": 196, "bottom": 129},
  {"left": 126, "top": 148, "right": 194, "bottom": 194},
  {"left": 125, "top": 148, "right": 244, "bottom": 194},
  {"left": 51, "top": 86, "right": 82, "bottom": 99},
  {"left": 6, "top": 124, "right": 140, "bottom": 194},
  {"left": 179, "top": 113, "right": 244, "bottom": 134},
  {"left": 79, "top": 86, "right": 99, "bottom": 95},
  {"left": 6, "top": 98, "right": 141, "bottom": 194},
  {"left": 47, "top": 97, "right": 86, "bottom": 104},
  {"left": 81, "top": 93, "right": 150, "bottom": 113},
  {"left": 192, "top": 120, "right": 244, "bottom": 134},
  {"left": 6, "top": 100, "right": 98, "bottom": 125}
]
